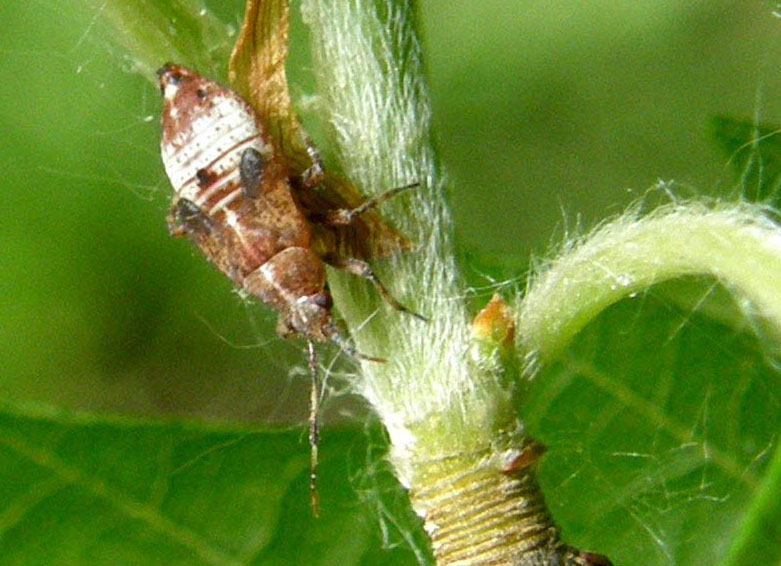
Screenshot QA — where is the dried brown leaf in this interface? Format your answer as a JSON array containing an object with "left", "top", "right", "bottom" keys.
[
  {"left": 228, "top": 0, "right": 409, "bottom": 260},
  {"left": 229, "top": 0, "right": 304, "bottom": 163}
]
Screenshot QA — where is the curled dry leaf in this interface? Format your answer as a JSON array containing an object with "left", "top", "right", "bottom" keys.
[
  {"left": 229, "top": 0, "right": 302, "bottom": 162},
  {"left": 228, "top": 0, "right": 410, "bottom": 261}
]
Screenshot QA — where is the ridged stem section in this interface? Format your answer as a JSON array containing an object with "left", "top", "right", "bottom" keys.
[{"left": 410, "top": 446, "right": 569, "bottom": 566}]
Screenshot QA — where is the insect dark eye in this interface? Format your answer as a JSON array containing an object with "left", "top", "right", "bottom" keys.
[{"left": 156, "top": 65, "right": 181, "bottom": 93}]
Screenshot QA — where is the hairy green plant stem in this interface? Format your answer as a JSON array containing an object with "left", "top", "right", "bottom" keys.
[
  {"left": 300, "top": 0, "right": 519, "bottom": 481},
  {"left": 299, "top": 2, "right": 605, "bottom": 565},
  {"left": 520, "top": 203, "right": 781, "bottom": 368}
]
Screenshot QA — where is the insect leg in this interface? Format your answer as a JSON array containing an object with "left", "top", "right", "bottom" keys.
[
  {"left": 307, "top": 339, "right": 320, "bottom": 518},
  {"left": 299, "top": 133, "right": 325, "bottom": 190},
  {"left": 324, "top": 182, "right": 419, "bottom": 226},
  {"left": 323, "top": 255, "right": 426, "bottom": 322},
  {"left": 325, "top": 326, "right": 386, "bottom": 363}
]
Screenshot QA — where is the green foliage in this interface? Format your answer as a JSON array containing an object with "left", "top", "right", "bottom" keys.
[
  {"left": 523, "top": 280, "right": 781, "bottom": 565},
  {"left": 95, "top": 0, "right": 236, "bottom": 80},
  {"left": 710, "top": 116, "right": 781, "bottom": 205},
  {"left": 0, "top": 409, "right": 427, "bottom": 565}
]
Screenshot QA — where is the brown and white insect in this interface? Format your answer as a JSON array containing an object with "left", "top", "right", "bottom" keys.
[{"left": 157, "top": 63, "right": 418, "bottom": 514}]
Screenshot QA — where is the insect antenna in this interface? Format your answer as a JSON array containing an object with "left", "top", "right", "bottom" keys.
[{"left": 323, "top": 255, "right": 427, "bottom": 322}]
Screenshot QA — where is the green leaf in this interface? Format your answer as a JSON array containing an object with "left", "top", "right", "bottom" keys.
[
  {"left": 92, "top": 0, "right": 237, "bottom": 81},
  {"left": 710, "top": 115, "right": 781, "bottom": 205},
  {"left": 0, "top": 408, "right": 428, "bottom": 565},
  {"left": 521, "top": 279, "right": 781, "bottom": 566}
]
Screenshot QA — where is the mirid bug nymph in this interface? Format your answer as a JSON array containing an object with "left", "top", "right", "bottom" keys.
[{"left": 157, "top": 63, "right": 419, "bottom": 515}]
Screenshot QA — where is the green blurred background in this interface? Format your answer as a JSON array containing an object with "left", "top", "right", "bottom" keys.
[{"left": 1, "top": 0, "right": 779, "bottom": 423}]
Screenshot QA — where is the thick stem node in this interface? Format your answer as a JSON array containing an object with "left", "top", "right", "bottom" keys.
[{"left": 409, "top": 444, "right": 577, "bottom": 566}]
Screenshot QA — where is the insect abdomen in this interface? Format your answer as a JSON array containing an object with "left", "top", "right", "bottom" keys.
[
  {"left": 161, "top": 91, "right": 271, "bottom": 218},
  {"left": 159, "top": 65, "right": 314, "bottom": 278}
]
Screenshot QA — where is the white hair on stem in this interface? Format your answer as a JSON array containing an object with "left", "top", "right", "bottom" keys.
[{"left": 300, "top": 0, "right": 518, "bottom": 485}]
